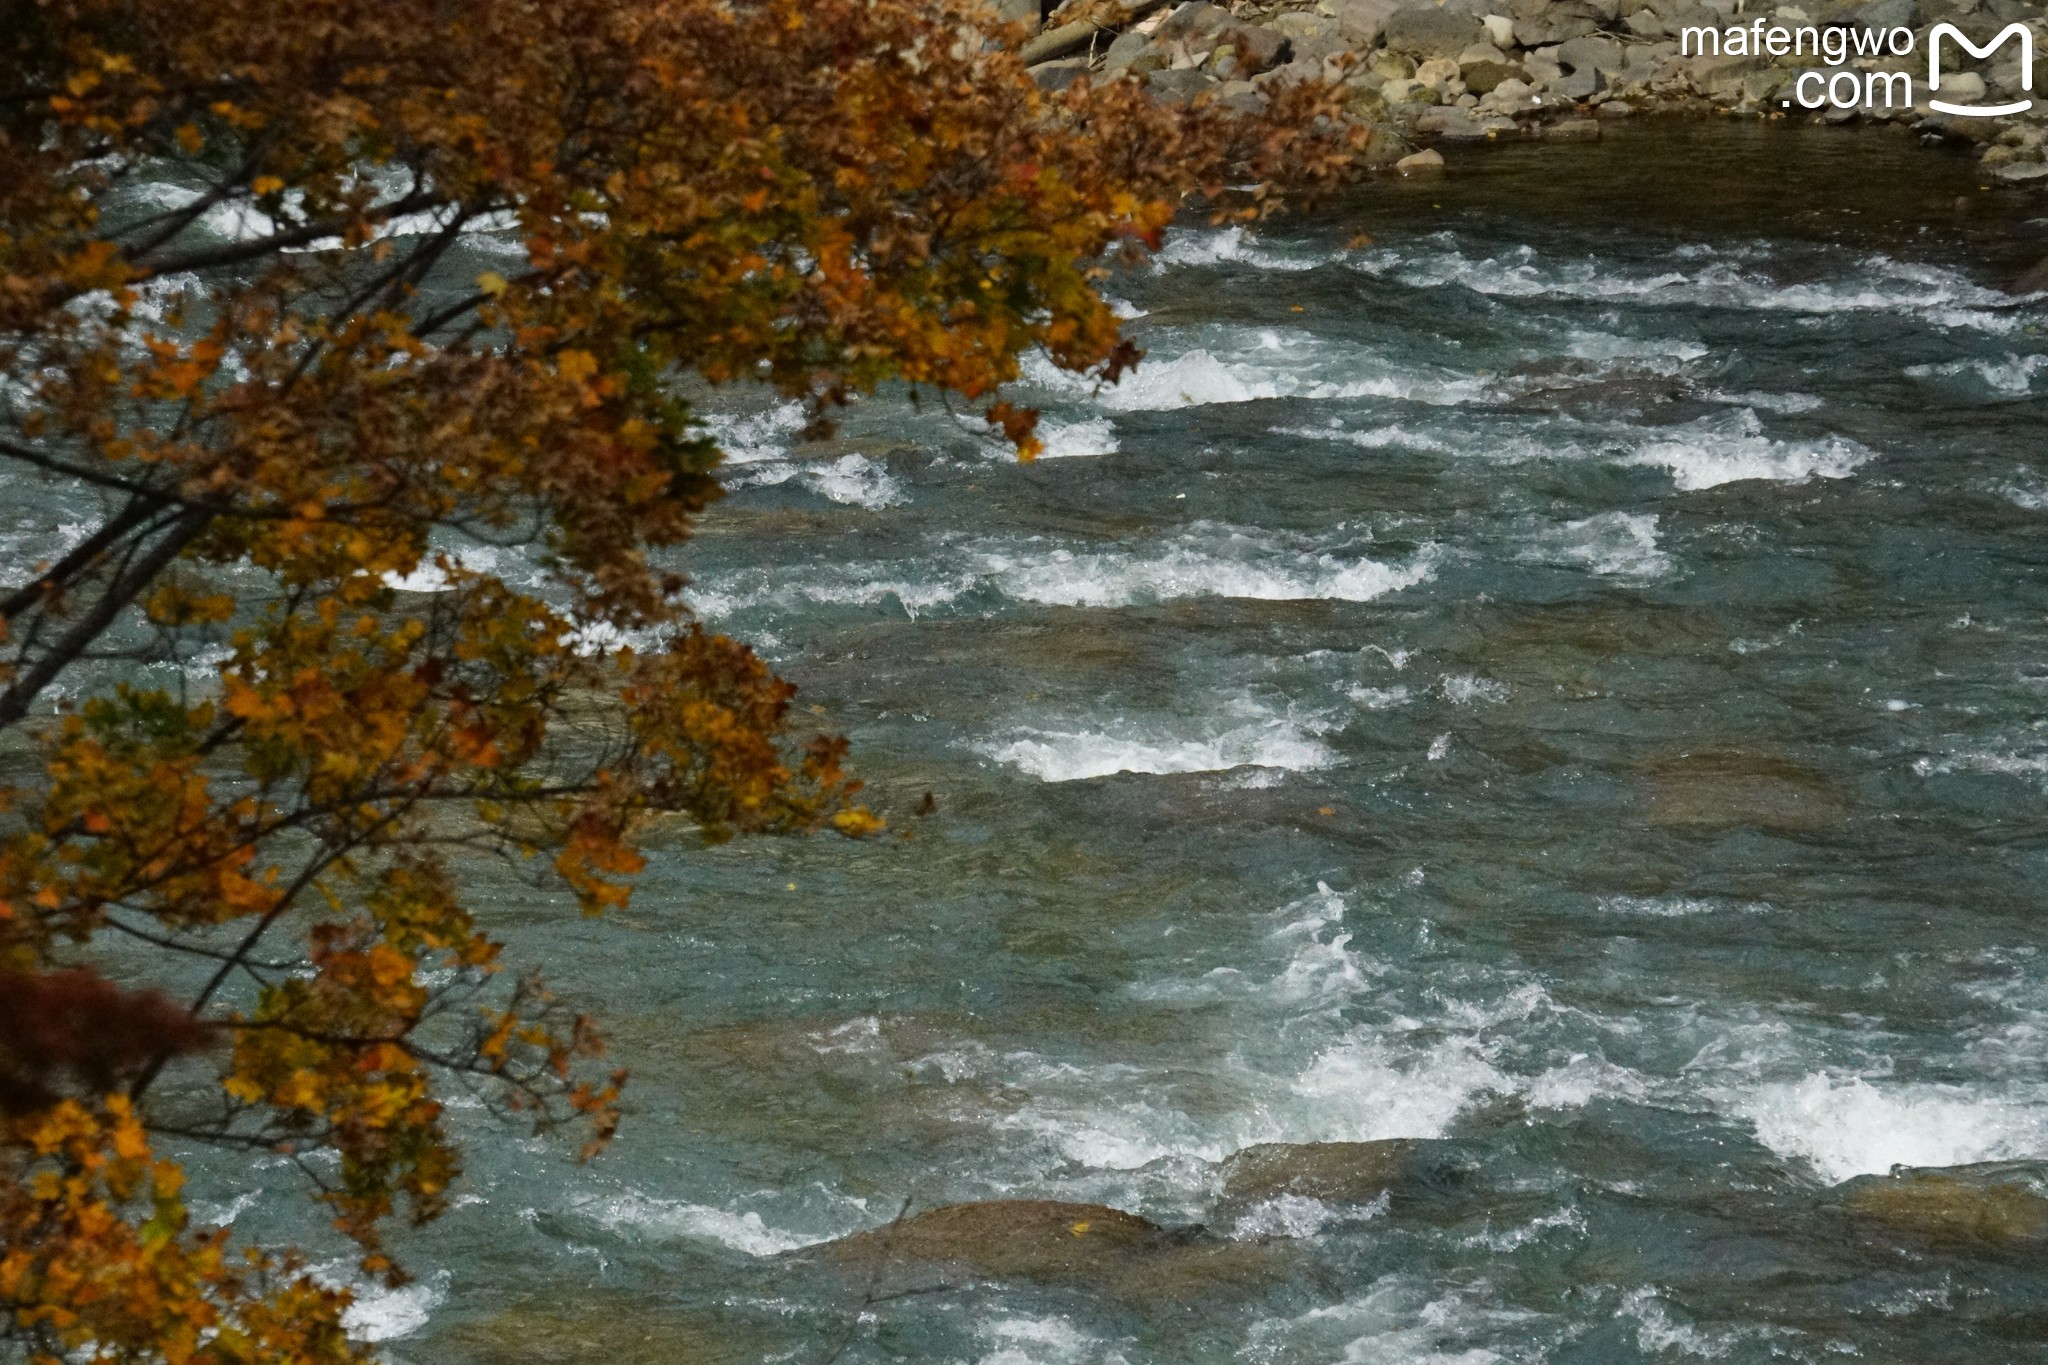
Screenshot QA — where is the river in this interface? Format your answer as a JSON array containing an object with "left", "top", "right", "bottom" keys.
[{"left": 76, "top": 123, "right": 2048, "bottom": 1361}]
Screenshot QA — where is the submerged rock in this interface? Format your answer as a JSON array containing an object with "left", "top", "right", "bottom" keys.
[
  {"left": 820, "top": 1199, "right": 1195, "bottom": 1279},
  {"left": 424, "top": 1302, "right": 772, "bottom": 1365},
  {"left": 811, "top": 1199, "right": 1294, "bottom": 1300},
  {"left": 2011, "top": 254, "right": 2048, "bottom": 296},
  {"left": 1838, "top": 1167, "right": 2048, "bottom": 1251},
  {"left": 1638, "top": 749, "right": 1846, "bottom": 836},
  {"left": 1217, "top": 1139, "right": 1470, "bottom": 1214}
]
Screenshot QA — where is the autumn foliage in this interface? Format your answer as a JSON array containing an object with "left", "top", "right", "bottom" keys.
[{"left": 0, "top": 0, "right": 1364, "bottom": 1357}]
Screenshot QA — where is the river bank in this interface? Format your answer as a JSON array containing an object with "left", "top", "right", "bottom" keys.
[{"left": 1007, "top": 0, "right": 2048, "bottom": 189}]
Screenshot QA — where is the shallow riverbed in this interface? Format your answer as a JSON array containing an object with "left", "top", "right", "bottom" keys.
[{"left": 128, "top": 122, "right": 2048, "bottom": 1361}]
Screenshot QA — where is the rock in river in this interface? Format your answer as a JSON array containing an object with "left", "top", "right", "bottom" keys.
[
  {"left": 1838, "top": 1167, "right": 2048, "bottom": 1251},
  {"left": 813, "top": 1198, "right": 1293, "bottom": 1300},
  {"left": 820, "top": 1200, "right": 1192, "bottom": 1280},
  {"left": 1217, "top": 1139, "right": 1470, "bottom": 1215}
]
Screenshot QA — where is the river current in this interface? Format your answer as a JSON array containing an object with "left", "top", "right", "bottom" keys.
[{"left": 27, "top": 124, "right": 2048, "bottom": 1361}]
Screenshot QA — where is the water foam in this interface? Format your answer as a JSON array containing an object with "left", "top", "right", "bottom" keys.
[
  {"left": 1521, "top": 511, "right": 1673, "bottom": 578},
  {"left": 985, "top": 706, "right": 1338, "bottom": 782},
  {"left": 1153, "top": 226, "right": 1334, "bottom": 273},
  {"left": 695, "top": 403, "right": 905, "bottom": 507},
  {"left": 1355, "top": 237, "right": 2019, "bottom": 327},
  {"left": 975, "top": 1314, "right": 1120, "bottom": 1365},
  {"left": 1034, "top": 416, "right": 1120, "bottom": 459},
  {"left": 312, "top": 1261, "right": 448, "bottom": 1343},
  {"left": 1021, "top": 336, "right": 1490, "bottom": 411},
  {"left": 1906, "top": 352, "right": 2048, "bottom": 397},
  {"left": 690, "top": 527, "right": 1437, "bottom": 623},
  {"left": 1995, "top": 465, "right": 2048, "bottom": 510},
  {"left": 986, "top": 533, "right": 1439, "bottom": 608},
  {"left": 1629, "top": 409, "right": 1870, "bottom": 490},
  {"left": 803, "top": 453, "right": 904, "bottom": 509},
  {"left": 575, "top": 1191, "right": 837, "bottom": 1255},
  {"left": 1248, "top": 1279, "right": 1541, "bottom": 1365},
  {"left": 979, "top": 887, "right": 1617, "bottom": 1177},
  {"left": 699, "top": 401, "right": 807, "bottom": 465},
  {"left": 1736, "top": 1073, "right": 2048, "bottom": 1183}
]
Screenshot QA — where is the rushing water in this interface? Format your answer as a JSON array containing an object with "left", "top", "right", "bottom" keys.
[{"left": 33, "top": 123, "right": 2048, "bottom": 1360}]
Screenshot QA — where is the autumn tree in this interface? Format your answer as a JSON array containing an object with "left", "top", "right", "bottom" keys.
[{"left": 0, "top": 0, "right": 1364, "bottom": 1357}]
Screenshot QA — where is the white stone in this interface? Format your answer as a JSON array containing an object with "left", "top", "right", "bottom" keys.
[
  {"left": 1934, "top": 71, "right": 1988, "bottom": 103},
  {"left": 1416, "top": 56, "right": 1462, "bottom": 87},
  {"left": 1482, "top": 13, "right": 1516, "bottom": 48}
]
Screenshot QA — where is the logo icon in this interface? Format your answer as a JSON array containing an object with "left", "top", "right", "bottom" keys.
[{"left": 1928, "top": 20, "right": 2033, "bottom": 117}]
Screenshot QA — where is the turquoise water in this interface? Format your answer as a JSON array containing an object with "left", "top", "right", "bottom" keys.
[{"left": 48, "top": 124, "right": 2048, "bottom": 1360}]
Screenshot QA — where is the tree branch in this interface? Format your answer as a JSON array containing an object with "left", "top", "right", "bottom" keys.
[{"left": 0, "top": 507, "right": 212, "bottom": 730}]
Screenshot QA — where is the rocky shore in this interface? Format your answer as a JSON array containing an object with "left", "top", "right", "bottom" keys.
[{"left": 989, "top": 0, "right": 2048, "bottom": 182}]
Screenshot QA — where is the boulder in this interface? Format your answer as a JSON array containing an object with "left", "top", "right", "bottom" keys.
[
  {"left": 1218, "top": 1141, "right": 1469, "bottom": 1211},
  {"left": 1481, "top": 12, "right": 1517, "bottom": 46},
  {"left": 1416, "top": 56, "right": 1463, "bottom": 88},
  {"left": 1330, "top": 0, "right": 1404, "bottom": 45},
  {"left": 1625, "top": 40, "right": 1676, "bottom": 77},
  {"left": 1686, "top": 52, "right": 1761, "bottom": 101},
  {"left": 427, "top": 1302, "right": 769, "bottom": 1365},
  {"left": 978, "top": 0, "right": 1043, "bottom": 24},
  {"left": 1462, "top": 58, "right": 1524, "bottom": 93},
  {"left": 1487, "top": 76, "right": 1537, "bottom": 104},
  {"left": 1273, "top": 11, "right": 1338, "bottom": 41},
  {"left": 1935, "top": 71, "right": 1989, "bottom": 104},
  {"left": 1216, "top": 79, "right": 1270, "bottom": 112},
  {"left": 1543, "top": 116, "right": 1603, "bottom": 138},
  {"left": 1993, "top": 160, "right": 2048, "bottom": 184},
  {"left": 1625, "top": 8, "right": 1668, "bottom": 36},
  {"left": 815, "top": 1199, "right": 1294, "bottom": 1302},
  {"left": 2008, "top": 253, "right": 2048, "bottom": 295},
  {"left": 1103, "top": 29, "right": 1159, "bottom": 71},
  {"left": 1030, "top": 57, "right": 1089, "bottom": 91},
  {"left": 1144, "top": 67, "right": 1218, "bottom": 102},
  {"left": 1383, "top": 6, "right": 1488, "bottom": 59},
  {"left": 1852, "top": 0, "right": 1917, "bottom": 26},
  {"left": 1373, "top": 49, "right": 1419, "bottom": 78},
  {"left": 1838, "top": 1169, "right": 2048, "bottom": 1250},
  {"left": 1158, "top": 1, "right": 1227, "bottom": 40},
  {"left": 1738, "top": 68, "right": 1787, "bottom": 105},
  {"left": 1552, "top": 65, "right": 1602, "bottom": 98},
  {"left": 1260, "top": 54, "right": 1329, "bottom": 86},
  {"left": 1523, "top": 48, "right": 1566, "bottom": 85},
  {"left": 822, "top": 1201, "right": 1189, "bottom": 1280},
  {"left": 1514, "top": 12, "right": 1599, "bottom": 45},
  {"left": 1396, "top": 147, "right": 1447, "bottom": 173},
  {"left": 1556, "top": 34, "right": 1627, "bottom": 74},
  {"left": 1415, "top": 105, "right": 1491, "bottom": 136},
  {"left": 1637, "top": 750, "right": 1843, "bottom": 834},
  {"left": 1383, "top": 77, "right": 1441, "bottom": 104},
  {"left": 1221, "top": 21, "right": 1291, "bottom": 75}
]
